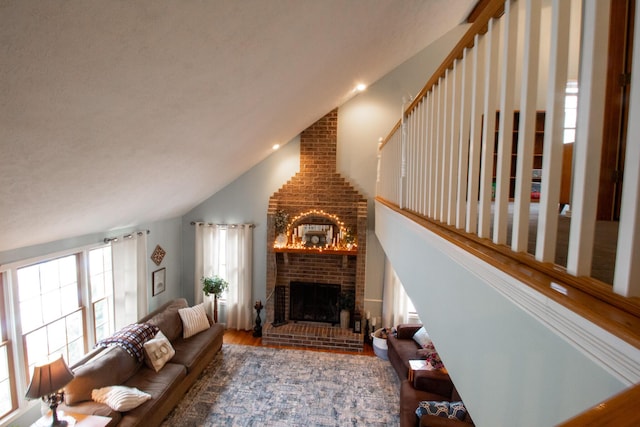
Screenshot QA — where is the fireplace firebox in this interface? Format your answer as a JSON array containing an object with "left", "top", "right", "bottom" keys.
[{"left": 289, "top": 281, "right": 340, "bottom": 325}]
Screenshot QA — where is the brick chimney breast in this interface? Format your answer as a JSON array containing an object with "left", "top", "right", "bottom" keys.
[{"left": 264, "top": 108, "right": 367, "bottom": 352}]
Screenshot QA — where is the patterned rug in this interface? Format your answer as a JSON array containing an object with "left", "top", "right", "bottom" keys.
[{"left": 161, "top": 344, "right": 400, "bottom": 427}]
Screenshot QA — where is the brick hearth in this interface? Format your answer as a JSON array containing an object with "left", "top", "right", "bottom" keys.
[
  {"left": 264, "top": 108, "right": 367, "bottom": 352},
  {"left": 262, "top": 323, "right": 363, "bottom": 352}
]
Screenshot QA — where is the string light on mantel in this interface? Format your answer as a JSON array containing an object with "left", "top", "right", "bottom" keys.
[{"left": 273, "top": 209, "right": 357, "bottom": 251}]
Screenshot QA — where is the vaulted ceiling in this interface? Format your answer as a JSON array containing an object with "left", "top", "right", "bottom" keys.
[{"left": 0, "top": 0, "right": 475, "bottom": 253}]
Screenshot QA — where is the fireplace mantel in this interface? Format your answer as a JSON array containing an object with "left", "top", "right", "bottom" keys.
[{"left": 273, "top": 247, "right": 357, "bottom": 256}]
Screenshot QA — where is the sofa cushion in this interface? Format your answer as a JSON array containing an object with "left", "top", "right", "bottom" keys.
[
  {"left": 170, "top": 323, "right": 224, "bottom": 372},
  {"left": 416, "top": 401, "right": 467, "bottom": 421},
  {"left": 413, "top": 326, "right": 432, "bottom": 348},
  {"left": 65, "top": 346, "right": 140, "bottom": 405},
  {"left": 178, "top": 303, "right": 210, "bottom": 338},
  {"left": 121, "top": 363, "right": 186, "bottom": 422},
  {"left": 97, "top": 323, "right": 159, "bottom": 362},
  {"left": 143, "top": 331, "right": 175, "bottom": 372},
  {"left": 92, "top": 386, "right": 152, "bottom": 411},
  {"left": 144, "top": 299, "right": 188, "bottom": 342}
]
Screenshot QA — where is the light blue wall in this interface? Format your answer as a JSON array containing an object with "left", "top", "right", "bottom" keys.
[
  {"left": 0, "top": 216, "right": 183, "bottom": 312},
  {"left": 180, "top": 137, "right": 301, "bottom": 307},
  {"left": 180, "top": 23, "right": 472, "bottom": 320},
  {"left": 375, "top": 202, "right": 626, "bottom": 426}
]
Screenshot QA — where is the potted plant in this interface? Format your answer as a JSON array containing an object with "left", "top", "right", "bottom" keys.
[
  {"left": 274, "top": 209, "right": 289, "bottom": 247},
  {"left": 201, "top": 275, "right": 229, "bottom": 323},
  {"left": 337, "top": 291, "right": 355, "bottom": 329},
  {"left": 342, "top": 227, "right": 356, "bottom": 249}
]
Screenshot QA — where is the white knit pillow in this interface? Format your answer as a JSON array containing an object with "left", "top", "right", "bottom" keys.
[
  {"left": 178, "top": 303, "right": 210, "bottom": 338},
  {"left": 91, "top": 386, "right": 151, "bottom": 411},
  {"left": 143, "top": 330, "right": 175, "bottom": 372}
]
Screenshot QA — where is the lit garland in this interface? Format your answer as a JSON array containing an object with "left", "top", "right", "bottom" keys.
[{"left": 272, "top": 209, "right": 356, "bottom": 250}]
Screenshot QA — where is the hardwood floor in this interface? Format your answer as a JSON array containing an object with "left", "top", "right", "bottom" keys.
[{"left": 223, "top": 328, "right": 376, "bottom": 356}]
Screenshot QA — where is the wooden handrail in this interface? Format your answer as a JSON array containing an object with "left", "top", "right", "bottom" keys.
[
  {"left": 380, "top": 0, "right": 506, "bottom": 149},
  {"left": 376, "top": 197, "right": 640, "bottom": 349},
  {"left": 557, "top": 383, "right": 640, "bottom": 426}
]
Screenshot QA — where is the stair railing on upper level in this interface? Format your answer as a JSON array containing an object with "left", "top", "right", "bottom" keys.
[{"left": 377, "top": 0, "right": 640, "bottom": 302}]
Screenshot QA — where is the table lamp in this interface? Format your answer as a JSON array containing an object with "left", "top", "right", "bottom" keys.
[{"left": 25, "top": 355, "right": 75, "bottom": 427}]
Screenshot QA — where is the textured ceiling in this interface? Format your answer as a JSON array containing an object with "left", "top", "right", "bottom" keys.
[{"left": 0, "top": 0, "right": 475, "bottom": 253}]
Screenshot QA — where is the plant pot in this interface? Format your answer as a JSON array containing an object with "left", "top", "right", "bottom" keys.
[{"left": 340, "top": 309, "right": 350, "bottom": 329}]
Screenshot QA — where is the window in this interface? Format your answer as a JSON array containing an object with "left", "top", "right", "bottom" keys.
[
  {"left": 0, "top": 274, "right": 16, "bottom": 419},
  {"left": 564, "top": 80, "right": 579, "bottom": 144},
  {"left": 0, "top": 235, "right": 144, "bottom": 425},
  {"left": 17, "top": 255, "right": 85, "bottom": 378},
  {"left": 89, "top": 246, "right": 114, "bottom": 342}
]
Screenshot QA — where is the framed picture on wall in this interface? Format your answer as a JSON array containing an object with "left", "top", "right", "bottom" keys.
[{"left": 152, "top": 268, "right": 166, "bottom": 296}]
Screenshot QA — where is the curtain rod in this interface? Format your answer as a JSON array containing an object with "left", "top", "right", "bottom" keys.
[
  {"left": 190, "top": 221, "right": 255, "bottom": 228},
  {"left": 103, "top": 230, "right": 150, "bottom": 244}
]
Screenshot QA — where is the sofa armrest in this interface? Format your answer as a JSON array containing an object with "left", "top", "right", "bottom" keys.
[
  {"left": 396, "top": 324, "right": 423, "bottom": 340},
  {"left": 413, "top": 369, "right": 454, "bottom": 398}
]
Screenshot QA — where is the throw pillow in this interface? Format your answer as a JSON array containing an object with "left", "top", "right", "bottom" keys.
[
  {"left": 178, "top": 303, "right": 210, "bottom": 338},
  {"left": 416, "top": 401, "right": 466, "bottom": 421},
  {"left": 143, "top": 331, "right": 175, "bottom": 372},
  {"left": 91, "top": 385, "right": 152, "bottom": 411},
  {"left": 412, "top": 326, "right": 432, "bottom": 348},
  {"left": 64, "top": 346, "right": 138, "bottom": 405}
]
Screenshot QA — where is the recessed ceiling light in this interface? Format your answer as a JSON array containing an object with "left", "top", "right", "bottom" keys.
[
  {"left": 272, "top": 144, "right": 280, "bottom": 150},
  {"left": 354, "top": 83, "right": 367, "bottom": 92}
]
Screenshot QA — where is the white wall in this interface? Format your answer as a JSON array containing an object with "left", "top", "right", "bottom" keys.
[{"left": 376, "top": 201, "right": 627, "bottom": 426}]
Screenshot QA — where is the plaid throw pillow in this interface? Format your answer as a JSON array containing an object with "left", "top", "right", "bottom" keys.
[{"left": 98, "top": 323, "right": 159, "bottom": 362}]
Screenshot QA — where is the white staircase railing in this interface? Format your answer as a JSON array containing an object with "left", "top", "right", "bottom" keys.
[{"left": 377, "top": 0, "right": 640, "bottom": 298}]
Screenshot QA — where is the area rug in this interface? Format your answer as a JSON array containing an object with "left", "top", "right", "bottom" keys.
[{"left": 161, "top": 344, "right": 400, "bottom": 427}]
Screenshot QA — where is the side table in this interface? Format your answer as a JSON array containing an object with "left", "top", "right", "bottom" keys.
[
  {"left": 408, "top": 359, "right": 448, "bottom": 382},
  {"left": 32, "top": 411, "right": 111, "bottom": 427}
]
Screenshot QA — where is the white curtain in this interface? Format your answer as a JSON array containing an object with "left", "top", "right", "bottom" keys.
[
  {"left": 194, "top": 225, "right": 218, "bottom": 306},
  {"left": 382, "top": 256, "right": 410, "bottom": 328},
  {"left": 194, "top": 223, "right": 253, "bottom": 330},
  {"left": 225, "top": 225, "right": 253, "bottom": 330},
  {"left": 111, "top": 232, "right": 148, "bottom": 329}
]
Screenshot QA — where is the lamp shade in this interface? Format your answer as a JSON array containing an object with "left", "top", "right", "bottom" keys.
[{"left": 25, "top": 356, "right": 75, "bottom": 400}]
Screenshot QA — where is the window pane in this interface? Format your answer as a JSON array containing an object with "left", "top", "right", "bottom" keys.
[
  {"left": 59, "top": 255, "right": 77, "bottom": 286},
  {"left": 47, "top": 319, "right": 66, "bottom": 354},
  {"left": 0, "top": 379, "right": 11, "bottom": 417},
  {"left": 564, "top": 129, "right": 575, "bottom": 144},
  {"left": 17, "top": 266, "right": 40, "bottom": 301},
  {"left": 564, "top": 109, "right": 577, "bottom": 128},
  {"left": 24, "top": 329, "right": 48, "bottom": 369},
  {"left": 0, "top": 347, "right": 8, "bottom": 380},
  {"left": 95, "top": 323, "right": 109, "bottom": 343},
  {"left": 41, "top": 289, "right": 62, "bottom": 323},
  {"left": 66, "top": 311, "right": 83, "bottom": 341},
  {"left": 20, "top": 298, "right": 43, "bottom": 333},
  {"left": 60, "top": 283, "right": 78, "bottom": 313},
  {"left": 565, "top": 94, "right": 578, "bottom": 109},
  {"left": 67, "top": 338, "right": 84, "bottom": 365},
  {"left": 94, "top": 299, "right": 107, "bottom": 325},
  {"left": 40, "top": 262, "right": 59, "bottom": 293}
]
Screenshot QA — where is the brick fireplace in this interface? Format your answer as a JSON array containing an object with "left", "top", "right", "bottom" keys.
[{"left": 263, "top": 108, "right": 367, "bottom": 352}]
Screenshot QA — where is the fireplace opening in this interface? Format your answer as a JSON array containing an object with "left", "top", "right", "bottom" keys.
[{"left": 290, "top": 281, "right": 340, "bottom": 325}]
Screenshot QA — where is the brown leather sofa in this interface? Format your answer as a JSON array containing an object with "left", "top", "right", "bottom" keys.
[
  {"left": 59, "top": 298, "right": 224, "bottom": 427},
  {"left": 388, "top": 324, "right": 473, "bottom": 427}
]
